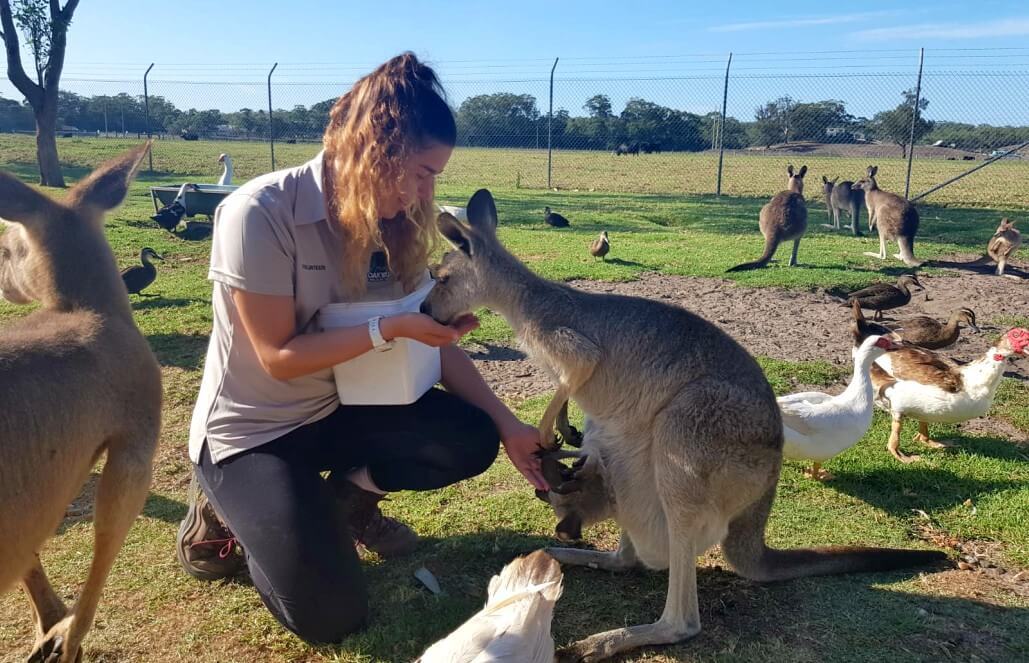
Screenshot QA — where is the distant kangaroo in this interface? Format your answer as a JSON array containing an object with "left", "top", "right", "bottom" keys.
[
  {"left": 821, "top": 176, "right": 863, "bottom": 236},
  {"left": 987, "top": 218, "right": 1021, "bottom": 278},
  {"left": 727, "top": 164, "right": 808, "bottom": 272},
  {"left": 853, "top": 166, "right": 921, "bottom": 267},
  {"left": 422, "top": 189, "right": 945, "bottom": 663}
]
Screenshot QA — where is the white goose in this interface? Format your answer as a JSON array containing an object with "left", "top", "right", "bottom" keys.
[
  {"left": 217, "top": 153, "right": 233, "bottom": 186},
  {"left": 780, "top": 334, "right": 899, "bottom": 481},
  {"left": 417, "top": 550, "right": 563, "bottom": 663}
]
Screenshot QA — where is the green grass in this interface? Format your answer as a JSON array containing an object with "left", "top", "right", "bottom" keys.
[{"left": 1, "top": 139, "right": 1028, "bottom": 662}]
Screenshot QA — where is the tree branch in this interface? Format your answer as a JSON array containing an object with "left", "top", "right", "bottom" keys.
[
  {"left": 43, "top": 0, "right": 78, "bottom": 93},
  {"left": 59, "top": 0, "right": 78, "bottom": 22},
  {"left": 0, "top": 0, "right": 42, "bottom": 106}
]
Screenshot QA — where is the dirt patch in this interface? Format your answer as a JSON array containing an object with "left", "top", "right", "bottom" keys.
[{"left": 471, "top": 270, "right": 1028, "bottom": 439}]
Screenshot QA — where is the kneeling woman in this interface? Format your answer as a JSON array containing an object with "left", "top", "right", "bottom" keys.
[{"left": 176, "top": 53, "right": 547, "bottom": 644}]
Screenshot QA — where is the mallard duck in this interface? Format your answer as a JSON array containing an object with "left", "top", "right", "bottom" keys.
[
  {"left": 589, "top": 231, "right": 610, "bottom": 261},
  {"left": 121, "top": 247, "right": 164, "bottom": 295},
  {"left": 544, "top": 207, "right": 569, "bottom": 228},
  {"left": 871, "top": 328, "right": 1029, "bottom": 463},
  {"left": 780, "top": 335, "right": 900, "bottom": 481},
  {"left": 849, "top": 299, "right": 894, "bottom": 345},
  {"left": 886, "top": 308, "right": 979, "bottom": 350},
  {"left": 844, "top": 274, "right": 922, "bottom": 321}
]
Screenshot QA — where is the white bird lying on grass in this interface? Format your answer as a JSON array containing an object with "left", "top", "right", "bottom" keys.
[{"left": 417, "top": 550, "right": 563, "bottom": 663}]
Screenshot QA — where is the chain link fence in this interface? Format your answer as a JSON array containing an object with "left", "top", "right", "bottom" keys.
[{"left": 2, "top": 49, "right": 1028, "bottom": 208}]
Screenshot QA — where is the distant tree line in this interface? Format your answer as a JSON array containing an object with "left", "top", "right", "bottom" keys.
[{"left": 1, "top": 89, "right": 1026, "bottom": 154}]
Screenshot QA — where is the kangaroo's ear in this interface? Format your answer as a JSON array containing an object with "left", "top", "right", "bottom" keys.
[
  {"left": 832, "top": 176, "right": 839, "bottom": 184},
  {"left": 67, "top": 142, "right": 151, "bottom": 213},
  {"left": 798, "top": 165, "right": 808, "bottom": 178},
  {"left": 466, "top": 188, "right": 498, "bottom": 233},
  {"left": 437, "top": 212, "right": 473, "bottom": 256},
  {"left": 787, "top": 164, "right": 795, "bottom": 176},
  {"left": 0, "top": 171, "right": 59, "bottom": 229},
  {"left": 868, "top": 165, "right": 878, "bottom": 177}
]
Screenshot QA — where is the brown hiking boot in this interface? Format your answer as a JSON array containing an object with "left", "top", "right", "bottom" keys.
[
  {"left": 176, "top": 471, "right": 246, "bottom": 580},
  {"left": 336, "top": 481, "right": 419, "bottom": 558}
]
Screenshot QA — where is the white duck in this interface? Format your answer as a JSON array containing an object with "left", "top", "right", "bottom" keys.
[
  {"left": 217, "top": 153, "right": 233, "bottom": 185},
  {"left": 780, "top": 334, "right": 899, "bottom": 481},
  {"left": 417, "top": 550, "right": 563, "bottom": 663},
  {"left": 872, "top": 327, "right": 1029, "bottom": 463}
]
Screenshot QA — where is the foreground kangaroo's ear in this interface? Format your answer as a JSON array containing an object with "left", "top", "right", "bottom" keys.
[
  {"left": 798, "top": 165, "right": 808, "bottom": 178},
  {"left": 436, "top": 212, "right": 473, "bottom": 256},
  {"left": 466, "top": 188, "right": 498, "bottom": 232},
  {"left": 67, "top": 142, "right": 151, "bottom": 212},
  {"left": 787, "top": 164, "right": 795, "bottom": 176},
  {"left": 0, "top": 171, "right": 59, "bottom": 228},
  {"left": 868, "top": 165, "right": 878, "bottom": 177},
  {"left": 832, "top": 176, "right": 839, "bottom": 184}
]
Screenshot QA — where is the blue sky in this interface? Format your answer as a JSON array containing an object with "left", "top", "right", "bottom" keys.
[{"left": 3, "top": 0, "right": 1029, "bottom": 123}]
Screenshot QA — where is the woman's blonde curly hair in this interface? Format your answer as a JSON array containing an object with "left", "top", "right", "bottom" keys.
[{"left": 322, "top": 52, "right": 455, "bottom": 298}]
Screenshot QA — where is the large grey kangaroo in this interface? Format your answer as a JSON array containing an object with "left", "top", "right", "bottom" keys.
[
  {"left": 422, "top": 190, "right": 946, "bottom": 663},
  {"left": 853, "top": 166, "right": 922, "bottom": 267},
  {"left": 727, "top": 165, "right": 808, "bottom": 272},
  {"left": 0, "top": 144, "right": 162, "bottom": 662}
]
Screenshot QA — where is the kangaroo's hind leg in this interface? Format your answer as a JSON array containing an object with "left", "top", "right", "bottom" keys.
[
  {"left": 28, "top": 436, "right": 155, "bottom": 663},
  {"left": 789, "top": 237, "right": 801, "bottom": 267}
]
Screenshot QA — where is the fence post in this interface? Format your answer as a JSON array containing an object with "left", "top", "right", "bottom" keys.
[
  {"left": 267, "top": 62, "right": 279, "bottom": 171},
  {"left": 904, "top": 47, "right": 925, "bottom": 200},
  {"left": 547, "top": 57, "right": 559, "bottom": 189},
  {"left": 715, "top": 52, "right": 733, "bottom": 197},
  {"left": 143, "top": 63, "right": 154, "bottom": 172}
]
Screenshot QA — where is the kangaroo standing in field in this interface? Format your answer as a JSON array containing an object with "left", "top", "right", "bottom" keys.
[
  {"left": 727, "top": 164, "right": 808, "bottom": 272},
  {"left": 422, "top": 189, "right": 945, "bottom": 663},
  {"left": 821, "top": 176, "right": 863, "bottom": 236},
  {"left": 987, "top": 217, "right": 1021, "bottom": 278},
  {"left": 0, "top": 144, "right": 162, "bottom": 663},
  {"left": 853, "top": 166, "right": 921, "bottom": 267}
]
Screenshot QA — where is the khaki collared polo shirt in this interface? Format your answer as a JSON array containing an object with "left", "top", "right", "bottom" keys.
[{"left": 188, "top": 152, "right": 418, "bottom": 464}]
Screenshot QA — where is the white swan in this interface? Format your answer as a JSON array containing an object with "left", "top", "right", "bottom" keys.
[{"left": 217, "top": 153, "right": 233, "bottom": 186}]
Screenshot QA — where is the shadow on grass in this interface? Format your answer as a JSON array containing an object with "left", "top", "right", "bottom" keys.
[
  {"left": 133, "top": 297, "right": 206, "bottom": 311},
  {"left": 928, "top": 257, "right": 1028, "bottom": 280},
  {"left": 463, "top": 342, "right": 527, "bottom": 362},
  {"left": 146, "top": 332, "right": 208, "bottom": 369},
  {"left": 142, "top": 492, "right": 187, "bottom": 524},
  {"left": 830, "top": 458, "right": 1026, "bottom": 515},
  {"left": 317, "top": 529, "right": 1027, "bottom": 662}
]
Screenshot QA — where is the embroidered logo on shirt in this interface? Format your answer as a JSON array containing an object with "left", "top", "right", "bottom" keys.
[
  {"left": 301, "top": 264, "right": 326, "bottom": 271},
  {"left": 367, "top": 251, "right": 391, "bottom": 283}
]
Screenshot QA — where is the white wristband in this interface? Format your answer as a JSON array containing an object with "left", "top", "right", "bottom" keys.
[{"left": 368, "top": 316, "right": 394, "bottom": 352}]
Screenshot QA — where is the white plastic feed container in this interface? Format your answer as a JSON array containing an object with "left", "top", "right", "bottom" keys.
[
  {"left": 438, "top": 205, "right": 467, "bottom": 222},
  {"left": 319, "top": 279, "right": 440, "bottom": 405}
]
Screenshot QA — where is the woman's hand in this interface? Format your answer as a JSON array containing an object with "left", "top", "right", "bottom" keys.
[
  {"left": 381, "top": 312, "right": 479, "bottom": 347},
  {"left": 498, "top": 419, "right": 549, "bottom": 491}
]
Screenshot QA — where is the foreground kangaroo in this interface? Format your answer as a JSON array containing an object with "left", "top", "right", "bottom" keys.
[
  {"left": 821, "top": 175, "right": 863, "bottom": 236},
  {"left": 423, "top": 190, "right": 946, "bottom": 662},
  {"left": 727, "top": 165, "right": 808, "bottom": 272},
  {"left": 853, "top": 166, "right": 921, "bottom": 267},
  {"left": 0, "top": 144, "right": 162, "bottom": 662}
]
